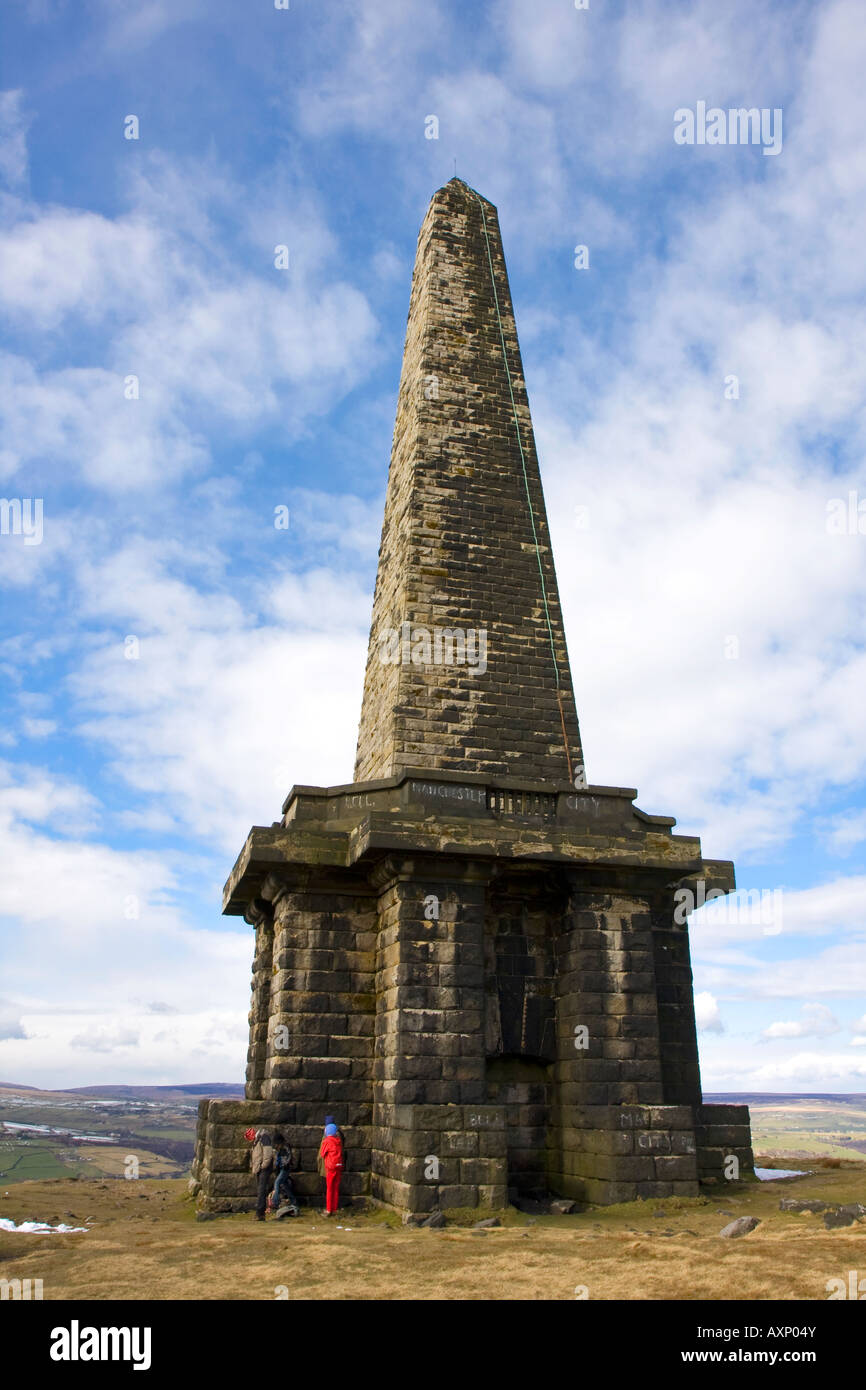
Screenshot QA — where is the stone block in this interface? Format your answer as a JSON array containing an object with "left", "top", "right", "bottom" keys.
[
  {"left": 665, "top": 1129, "right": 694, "bottom": 1153},
  {"left": 202, "top": 1173, "right": 258, "bottom": 1198},
  {"left": 436, "top": 1185, "right": 479, "bottom": 1209},
  {"left": 204, "top": 1101, "right": 289, "bottom": 1125},
  {"left": 207, "top": 1147, "right": 249, "bottom": 1172},
  {"left": 460, "top": 1157, "right": 507, "bottom": 1185},
  {"left": 654, "top": 1154, "right": 699, "bottom": 1182},
  {"left": 649, "top": 1106, "right": 694, "bottom": 1128}
]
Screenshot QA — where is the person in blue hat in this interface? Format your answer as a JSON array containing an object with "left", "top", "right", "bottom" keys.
[
  {"left": 324, "top": 1114, "right": 347, "bottom": 1152},
  {"left": 318, "top": 1119, "right": 345, "bottom": 1216}
]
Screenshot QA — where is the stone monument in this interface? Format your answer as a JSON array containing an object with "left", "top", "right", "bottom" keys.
[{"left": 192, "top": 178, "right": 754, "bottom": 1213}]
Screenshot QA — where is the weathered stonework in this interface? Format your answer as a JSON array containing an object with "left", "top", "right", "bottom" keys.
[
  {"left": 353, "top": 180, "right": 581, "bottom": 785},
  {"left": 192, "top": 180, "right": 753, "bottom": 1213}
]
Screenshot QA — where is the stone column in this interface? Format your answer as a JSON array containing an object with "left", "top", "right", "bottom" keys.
[
  {"left": 552, "top": 877, "right": 699, "bottom": 1202},
  {"left": 649, "top": 887, "right": 703, "bottom": 1106},
  {"left": 263, "top": 869, "right": 377, "bottom": 1202},
  {"left": 244, "top": 897, "right": 274, "bottom": 1101},
  {"left": 370, "top": 856, "right": 507, "bottom": 1212}
]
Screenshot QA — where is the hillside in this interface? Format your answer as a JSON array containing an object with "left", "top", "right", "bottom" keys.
[{"left": 1, "top": 1167, "right": 864, "bottom": 1300}]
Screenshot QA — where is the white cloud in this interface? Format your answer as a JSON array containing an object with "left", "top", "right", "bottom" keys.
[
  {"left": 0, "top": 762, "right": 99, "bottom": 837},
  {"left": 0, "top": 156, "right": 379, "bottom": 492},
  {"left": 761, "top": 1004, "right": 840, "bottom": 1041},
  {"left": 19, "top": 718, "right": 56, "bottom": 739},
  {"left": 695, "top": 940, "right": 866, "bottom": 1003},
  {"left": 0, "top": 766, "right": 250, "bottom": 1061},
  {"left": 823, "top": 810, "right": 866, "bottom": 855},
  {"left": 747, "top": 1050, "right": 866, "bottom": 1084},
  {"left": 537, "top": 7, "right": 866, "bottom": 864},
  {"left": 694, "top": 991, "right": 724, "bottom": 1033},
  {"left": 1, "top": 1006, "right": 248, "bottom": 1086},
  {"left": 62, "top": 537, "right": 371, "bottom": 850},
  {"left": 69, "top": 1025, "right": 140, "bottom": 1052}
]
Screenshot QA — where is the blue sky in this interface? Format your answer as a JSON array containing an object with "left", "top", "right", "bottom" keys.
[{"left": 0, "top": 0, "right": 864, "bottom": 1090}]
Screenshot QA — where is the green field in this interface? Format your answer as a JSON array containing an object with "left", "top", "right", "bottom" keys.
[
  {"left": 0, "top": 1138, "right": 88, "bottom": 1183},
  {"left": 746, "top": 1097, "right": 866, "bottom": 1160},
  {"left": 0, "top": 1084, "right": 197, "bottom": 1184}
]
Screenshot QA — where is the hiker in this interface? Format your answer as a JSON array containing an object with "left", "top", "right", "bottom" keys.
[
  {"left": 324, "top": 1113, "right": 347, "bottom": 1151},
  {"left": 248, "top": 1126, "right": 275, "bottom": 1221},
  {"left": 271, "top": 1131, "right": 299, "bottom": 1214},
  {"left": 317, "top": 1121, "right": 344, "bottom": 1217}
]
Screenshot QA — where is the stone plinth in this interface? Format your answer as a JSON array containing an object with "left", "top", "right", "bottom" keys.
[{"left": 191, "top": 771, "right": 754, "bottom": 1211}]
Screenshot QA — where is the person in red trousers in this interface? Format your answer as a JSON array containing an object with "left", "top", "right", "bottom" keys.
[{"left": 318, "top": 1122, "right": 344, "bottom": 1216}]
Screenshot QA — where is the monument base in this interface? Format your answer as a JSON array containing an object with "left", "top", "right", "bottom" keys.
[
  {"left": 191, "top": 770, "right": 755, "bottom": 1214},
  {"left": 191, "top": 1096, "right": 754, "bottom": 1213}
]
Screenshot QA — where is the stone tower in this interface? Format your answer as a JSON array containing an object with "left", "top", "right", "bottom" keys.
[{"left": 192, "top": 179, "right": 753, "bottom": 1213}]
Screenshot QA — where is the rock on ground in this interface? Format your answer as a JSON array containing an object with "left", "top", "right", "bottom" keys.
[{"left": 720, "top": 1216, "right": 761, "bottom": 1238}]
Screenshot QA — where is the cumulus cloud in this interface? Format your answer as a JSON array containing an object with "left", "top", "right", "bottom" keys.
[
  {"left": 70, "top": 1025, "right": 140, "bottom": 1053},
  {"left": 694, "top": 991, "right": 724, "bottom": 1034},
  {"left": 761, "top": 1004, "right": 840, "bottom": 1042},
  {"left": 0, "top": 761, "right": 252, "bottom": 1089},
  {"left": 747, "top": 1051, "right": 866, "bottom": 1084},
  {"left": 0, "top": 155, "right": 379, "bottom": 492},
  {"left": 63, "top": 537, "right": 370, "bottom": 850},
  {"left": 694, "top": 938, "right": 866, "bottom": 1003}
]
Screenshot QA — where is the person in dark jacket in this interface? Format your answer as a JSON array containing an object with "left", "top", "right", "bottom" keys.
[
  {"left": 271, "top": 1132, "right": 299, "bottom": 1214},
  {"left": 249, "top": 1127, "right": 275, "bottom": 1221}
]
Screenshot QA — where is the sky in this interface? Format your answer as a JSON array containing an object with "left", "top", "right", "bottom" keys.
[{"left": 0, "top": 0, "right": 864, "bottom": 1093}]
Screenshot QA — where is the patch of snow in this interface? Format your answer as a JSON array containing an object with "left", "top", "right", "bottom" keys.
[
  {"left": 0, "top": 1217, "right": 89, "bottom": 1233},
  {"left": 755, "top": 1167, "right": 811, "bottom": 1180}
]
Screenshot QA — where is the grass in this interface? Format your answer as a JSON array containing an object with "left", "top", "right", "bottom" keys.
[
  {"left": 0, "top": 1141, "right": 87, "bottom": 1182},
  {"left": 0, "top": 1138, "right": 185, "bottom": 1185},
  {"left": 1, "top": 1166, "right": 864, "bottom": 1301}
]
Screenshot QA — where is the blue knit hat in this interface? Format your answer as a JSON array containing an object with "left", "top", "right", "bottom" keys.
[{"left": 324, "top": 1123, "right": 338, "bottom": 1137}]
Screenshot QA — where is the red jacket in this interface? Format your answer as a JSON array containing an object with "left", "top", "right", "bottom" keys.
[{"left": 319, "top": 1135, "right": 344, "bottom": 1173}]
